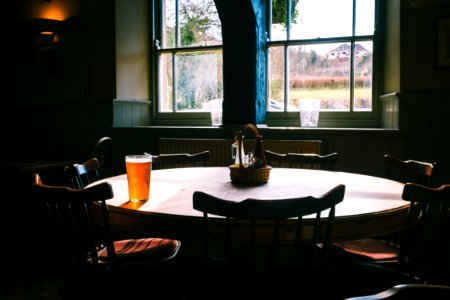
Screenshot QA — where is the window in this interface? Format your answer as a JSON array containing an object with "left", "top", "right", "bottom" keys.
[
  {"left": 151, "top": 0, "right": 379, "bottom": 127},
  {"left": 266, "top": 0, "right": 378, "bottom": 127},
  {"left": 154, "top": 0, "right": 223, "bottom": 123}
]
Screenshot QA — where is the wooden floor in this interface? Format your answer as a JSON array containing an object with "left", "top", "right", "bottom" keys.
[
  {"left": 5, "top": 255, "right": 450, "bottom": 300},
  {"left": 0, "top": 258, "right": 364, "bottom": 300},
  {"left": 1, "top": 274, "right": 65, "bottom": 300},
  {"left": 1, "top": 257, "right": 197, "bottom": 300}
]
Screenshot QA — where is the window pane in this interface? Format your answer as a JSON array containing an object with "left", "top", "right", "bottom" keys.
[
  {"left": 163, "top": 0, "right": 176, "bottom": 48},
  {"left": 174, "top": 50, "right": 223, "bottom": 111},
  {"left": 354, "top": 41, "right": 373, "bottom": 111},
  {"left": 288, "top": 43, "right": 351, "bottom": 111},
  {"left": 271, "top": 0, "right": 288, "bottom": 41},
  {"left": 163, "top": 0, "right": 221, "bottom": 48},
  {"left": 179, "top": 0, "right": 222, "bottom": 47},
  {"left": 268, "top": 46, "right": 285, "bottom": 111},
  {"left": 355, "top": 0, "right": 375, "bottom": 36},
  {"left": 159, "top": 53, "right": 173, "bottom": 112},
  {"left": 291, "top": 0, "right": 353, "bottom": 40}
]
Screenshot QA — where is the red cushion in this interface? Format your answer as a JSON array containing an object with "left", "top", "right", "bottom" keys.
[
  {"left": 332, "top": 238, "right": 400, "bottom": 261},
  {"left": 98, "top": 238, "right": 181, "bottom": 262}
]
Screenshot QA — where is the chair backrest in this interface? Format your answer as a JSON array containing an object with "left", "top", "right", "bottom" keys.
[
  {"left": 90, "top": 136, "right": 113, "bottom": 178},
  {"left": 65, "top": 157, "right": 101, "bottom": 189},
  {"left": 151, "top": 150, "right": 210, "bottom": 170},
  {"left": 193, "top": 184, "right": 346, "bottom": 272},
  {"left": 344, "top": 283, "right": 450, "bottom": 300},
  {"left": 31, "top": 173, "right": 116, "bottom": 284},
  {"left": 399, "top": 182, "right": 450, "bottom": 283},
  {"left": 265, "top": 150, "right": 339, "bottom": 170},
  {"left": 383, "top": 154, "right": 435, "bottom": 186}
]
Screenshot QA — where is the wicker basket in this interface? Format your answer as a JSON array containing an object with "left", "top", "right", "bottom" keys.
[
  {"left": 229, "top": 164, "right": 272, "bottom": 184},
  {"left": 229, "top": 124, "right": 272, "bottom": 184}
]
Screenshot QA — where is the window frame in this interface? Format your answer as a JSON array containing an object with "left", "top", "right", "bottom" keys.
[
  {"left": 150, "top": 0, "right": 382, "bottom": 128},
  {"left": 265, "top": 0, "right": 381, "bottom": 128},
  {"left": 151, "top": 0, "right": 223, "bottom": 126}
]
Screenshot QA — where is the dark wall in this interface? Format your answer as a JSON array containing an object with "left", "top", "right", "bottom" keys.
[{"left": 4, "top": 0, "right": 114, "bottom": 163}]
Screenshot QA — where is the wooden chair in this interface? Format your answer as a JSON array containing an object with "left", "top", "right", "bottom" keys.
[
  {"left": 192, "top": 184, "right": 346, "bottom": 298},
  {"left": 65, "top": 157, "right": 101, "bottom": 189},
  {"left": 331, "top": 155, "right": 437, "bottom": 264},
  {"left": 265, "top": 150, "right": 339, "bottom": 170},
  {"left": 327, "top": 183, "right": 450, "bottom": 299},
  {"left": 151, "top": 150, "right": 210, "bottom": 170},
  {"left": 396, "top": 183, "right": 450, "bottom": 283},
  {"left": 383, "top": 154, "right": 436, "bottom": 186},
  {"left": 30, "top": 173, "right": 182, "bottom": 299},
  {"left": 89, "top": 136, "right": 113, "bottom": 178},
  {"left": 344, "top": 284, "right": 450, "bottom": 300}
]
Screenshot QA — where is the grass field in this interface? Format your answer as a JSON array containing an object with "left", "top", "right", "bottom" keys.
[{"left": 280, "top": 87, "right": 372, "bottom": 109}]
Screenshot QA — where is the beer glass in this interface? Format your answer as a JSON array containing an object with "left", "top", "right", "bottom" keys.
[{"left": 125, "top": 154, "right": 152, "bottom": 202}]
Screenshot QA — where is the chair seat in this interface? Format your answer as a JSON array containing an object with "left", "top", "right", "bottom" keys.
[
  {"left": 332, "top": 238, "right": 400, "bottom": 261},
  {"left": 98, "top": 238, "right": 181, "bottom": 262}
]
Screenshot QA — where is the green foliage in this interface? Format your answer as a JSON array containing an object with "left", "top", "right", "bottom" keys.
[
  {"left": 179, "top": 0, "right": 221, "bottom": 46},
  {"left": 272, "top": 0, "right": 299, "bottom": 27}
]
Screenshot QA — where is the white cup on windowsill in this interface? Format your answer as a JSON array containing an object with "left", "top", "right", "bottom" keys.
[
  {"left": 211, "top": 110, "right": 222, "bottom": 126},
  {"left": 299, "top": 98, "right": 320, "bottom": 127},
  {"left": 209, "top": 99, "right": 223, "bottom": 126}
]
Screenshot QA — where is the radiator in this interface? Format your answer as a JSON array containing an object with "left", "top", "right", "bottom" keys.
[{"left": 159, "top": 138, "right": 322, "bottom": 167}]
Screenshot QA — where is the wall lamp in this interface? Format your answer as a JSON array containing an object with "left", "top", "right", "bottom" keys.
[{"left": 31, "top": 18, "right": 63, "bottom": 44}]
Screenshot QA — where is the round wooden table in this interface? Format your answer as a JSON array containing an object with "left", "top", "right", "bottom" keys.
[{"left": 91, "top": 167, "right": 408, "bottom": 251}]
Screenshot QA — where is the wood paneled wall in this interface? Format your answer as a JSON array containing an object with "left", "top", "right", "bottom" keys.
[{"left": 108, "top": 127, "right": 416, "bottom": 178}]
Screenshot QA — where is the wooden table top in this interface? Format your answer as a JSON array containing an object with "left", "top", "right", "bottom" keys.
[{"left": 91, "top": 167, "right": 408, "bottom": 243}]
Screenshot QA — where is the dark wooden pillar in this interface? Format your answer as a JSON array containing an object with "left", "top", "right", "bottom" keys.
[{"left": 214, "top": 0, "right": 267, "bottom": 125}]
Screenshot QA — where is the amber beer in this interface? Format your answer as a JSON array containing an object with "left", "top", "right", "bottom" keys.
[{"left": 125, "top": 154, "right": 152, "bottom": 201}]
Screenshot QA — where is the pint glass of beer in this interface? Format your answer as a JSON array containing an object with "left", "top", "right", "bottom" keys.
[{"left": 125, "top": 154, "right": 152, "bottom": 202}]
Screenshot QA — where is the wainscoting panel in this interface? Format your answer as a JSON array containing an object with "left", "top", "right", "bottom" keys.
[
  {"left": 159, "top": 138, "right": 322, "bottom": 167},
  {"left": 110, "top": 127, "right": 424, "bottom": 178}
]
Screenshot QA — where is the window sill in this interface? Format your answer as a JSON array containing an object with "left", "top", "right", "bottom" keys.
[{"left": 113, "top": 125, "right": 407, "bottom": 135}]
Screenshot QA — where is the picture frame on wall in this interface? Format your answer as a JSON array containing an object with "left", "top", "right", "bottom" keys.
[{"left": 437, "top": 18, "right": 450, "bottom": 67}]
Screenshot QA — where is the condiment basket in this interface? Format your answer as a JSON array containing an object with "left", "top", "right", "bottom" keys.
[{"left": 229, "top": 124, "right": 272, "bottom": 184}]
